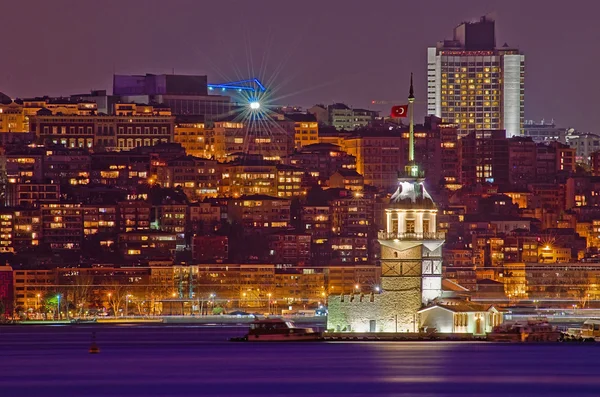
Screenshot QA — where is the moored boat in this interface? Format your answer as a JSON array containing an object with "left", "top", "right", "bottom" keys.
[
  {"left": 488, "top": 319, "right": 561, "bottom": 342},
  {"left": 232, "top": 318, "right": 321, "bottom": 342},
  {"left": 563, "top": 319, "right": 600, "bottom": 342}
]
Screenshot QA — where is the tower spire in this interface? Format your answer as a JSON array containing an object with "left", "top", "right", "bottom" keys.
[{"left": 408, "top": 73, "right": 416, "bottom": 171}]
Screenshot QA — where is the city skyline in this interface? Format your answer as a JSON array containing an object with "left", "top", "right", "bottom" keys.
[
  {"left": 3, "top": 3, "right": 600, "bottom": 395},
  {"left": 0, "top": 0, "right": 598, "bottom": 131}
]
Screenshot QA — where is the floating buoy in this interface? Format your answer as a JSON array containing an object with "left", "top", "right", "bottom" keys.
[{"left": 89, "top": 332, "right": 100, "bottom": 354}]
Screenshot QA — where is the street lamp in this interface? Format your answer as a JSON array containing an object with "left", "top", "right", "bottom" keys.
[
  {"left": 126, "top": 294, "right": 132, "bottom": 318},
  {"left": 267, "top": 293, "right": 272, "bottom": 314},
  {"left": 56, "top": 294, "right": 61, "bottom": 321},
  {"left": 203, "top": 293, "right": 214, "bottom": 316},
  {"left": 587, "top": 293, "right": 591, "bottom": 308}
]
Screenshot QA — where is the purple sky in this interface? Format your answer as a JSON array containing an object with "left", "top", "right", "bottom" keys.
[{"left": 1, "top": 0, "right": 598, "bottom": 130}]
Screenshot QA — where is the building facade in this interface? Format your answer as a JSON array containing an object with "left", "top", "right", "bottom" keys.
[
  {"left": 30, "top": 103, "right": 174, "bottom": 152},
  {"left": 427, "top": 15, "right": 525, "bottom": 137}
]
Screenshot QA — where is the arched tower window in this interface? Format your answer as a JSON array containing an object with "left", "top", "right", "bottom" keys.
[{"left": 423, "top": 219, "right": 430, "bottom": 234}]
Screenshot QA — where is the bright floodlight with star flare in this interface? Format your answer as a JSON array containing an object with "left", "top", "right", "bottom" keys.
[{"left": 250, "top": 101, "right": 260, "bottom": 110}]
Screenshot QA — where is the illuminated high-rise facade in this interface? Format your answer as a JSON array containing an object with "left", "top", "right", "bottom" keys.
[{"left": 427, "top": 15, "right": 525, "bottom": 137}]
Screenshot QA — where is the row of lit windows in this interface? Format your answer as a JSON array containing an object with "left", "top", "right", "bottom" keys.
[
  {"left": 452, "top": 118, "right": 498, "bottom": 124},
  {"left": 442, "top": 79, "right": 495, "bottom": 85},
  {"left": 442, "top": 72, "right": 497, "bottom": 79},
  {"left": 43, "top": 125, "right": 169, "bottom": 135},
  {"left": 441, "top": 87, "right": 500, "bottom": 94},
  {"left": 43, "top": 126, "right": 93, "bottom": 135},
  {"left": 116, "top": 126, "right": 168, "bottom": 135},
  {"left": 441, "top": 98, "right": 500, "bottom": 104},
  {"left": 443, "top": 101, "right": 500, "bottom": 108},
  {"left": 50, "top": 138, "right": 93, "bottom": 148},
  {"left": 441, "top": 67, "right": 500, "bottom": 73},
  {"left": 444, "top": 112, "right": 499, "bottom": 118},
  {"left": 117, "top": 138, "right": 168, "bottom": 148}
]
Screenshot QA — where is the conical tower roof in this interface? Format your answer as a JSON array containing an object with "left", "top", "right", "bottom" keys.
[{"left": 389, "top": 181, "right": 436, "bottom": 210}]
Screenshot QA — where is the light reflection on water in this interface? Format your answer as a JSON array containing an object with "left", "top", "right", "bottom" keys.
[{"left": 1, "top": 326, "right": 600, "bottom": 396}]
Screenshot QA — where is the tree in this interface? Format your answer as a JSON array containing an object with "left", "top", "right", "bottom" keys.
[
  {"left": 106, "top": 285, "right": 128, "bottom": 317},
  {"left": 142, "top": 284, "right": 170, "bottom": 316},
  {"left": 38, "top": 291, "right": 71, "bottom": 320},
  {"left": 576, "top": 281, "right": 593, "bottom": 309},
  {"left": 72, "top": 274, "right": 95, "bottom": 317},
  {"left": 126, "top": 293, "right": 152, "bottom": 317},
  {"left": 212, "top": 306, "right": 224, "bottom": 315}
]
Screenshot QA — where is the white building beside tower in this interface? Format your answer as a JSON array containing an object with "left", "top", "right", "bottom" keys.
[{"left": 427, "top": 14, "right": 525, "bottom": 137}]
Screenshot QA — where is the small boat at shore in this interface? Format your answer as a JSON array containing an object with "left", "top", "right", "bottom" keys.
[
  {"left": 562, "top": 319, "right": 600, "bottom": 342},
  {"left": 231, "top": 318, "right": 321, "bottom": 342},
  {"left": 488, "top": 319, "right": 561, "bottom": 342}
]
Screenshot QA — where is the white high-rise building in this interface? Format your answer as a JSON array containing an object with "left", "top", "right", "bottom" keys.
[{"left": 427, "top": 15, "right": 525, "bottom": 137}]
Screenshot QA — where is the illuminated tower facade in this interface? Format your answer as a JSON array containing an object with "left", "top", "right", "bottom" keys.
[
  {"left": 378, "top": 74, "right": 444, "bottom": 323},
  {"left": 427, "top": 15, "right": 525, "bottom": 137},
  {"left": 326, "top": 76, "right": 444, "bottom": 334}
]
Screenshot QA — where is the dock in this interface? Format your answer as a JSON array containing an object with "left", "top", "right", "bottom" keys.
[{"left": 321, "top": 332, "right": 484, "bottom": 342}]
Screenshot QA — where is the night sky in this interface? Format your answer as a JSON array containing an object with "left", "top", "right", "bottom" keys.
[{"left": 1, "top": 0, "right": 597, "bottom": 130}]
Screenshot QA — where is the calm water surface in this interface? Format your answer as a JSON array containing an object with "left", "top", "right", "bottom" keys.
[{"left": 1, "top": 325, "right": 599, "bottom": 397}]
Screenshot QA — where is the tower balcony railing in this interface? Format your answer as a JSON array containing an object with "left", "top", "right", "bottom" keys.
[
  {"left": 397, "top": 168, "right": 426, "bottom": 179},
  {"left": 378, "top": 231, "right": 446, "bottom": 240}
]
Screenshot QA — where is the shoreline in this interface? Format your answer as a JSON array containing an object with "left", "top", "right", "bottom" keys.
[{"left": 1, "top": 315, "right": 327, "bottom": 327}]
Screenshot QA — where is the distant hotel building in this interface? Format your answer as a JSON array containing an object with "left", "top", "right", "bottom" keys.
[{"left": 427, "top": 15, "right": 525, "bottom": 137}]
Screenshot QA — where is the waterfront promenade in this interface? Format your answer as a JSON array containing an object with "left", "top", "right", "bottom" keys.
[{"left": 7, "top": 314, "right": 327, "bottom": 327}]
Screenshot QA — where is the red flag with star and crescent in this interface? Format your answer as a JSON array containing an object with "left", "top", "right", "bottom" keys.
[{"left": 391, "top": 105, "right": 408, "bottom": 118}]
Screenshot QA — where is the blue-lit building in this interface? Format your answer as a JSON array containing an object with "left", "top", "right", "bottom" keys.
[{"left": 112, "top": 74, "right": 266, "bottom": 121}]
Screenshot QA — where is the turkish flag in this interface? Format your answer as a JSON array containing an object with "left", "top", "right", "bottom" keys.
[{"left": 391, "top": 105, "right": 408, "bottom": 118}]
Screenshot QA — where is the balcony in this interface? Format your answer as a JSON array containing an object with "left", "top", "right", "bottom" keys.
[
  {"left": 378, "top": 231, "right": 445, "bottom": 241},
  {"left": 397, "top": 169, "right": 426, "bottom": 180}
]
